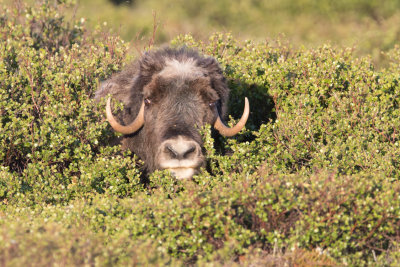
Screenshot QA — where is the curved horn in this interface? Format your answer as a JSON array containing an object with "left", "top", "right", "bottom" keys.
[
  {"left": 214, "top": 97, "right": 250, "bottom": 137},
  {"left": 106, "top": 97, "right": 145, "bottom": 135}
]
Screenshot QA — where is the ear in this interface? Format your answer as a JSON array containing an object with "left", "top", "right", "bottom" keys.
[
  {"left": 94, "top": 75, "right": 140, "bottom": 107},
  {"left": 94, "top": 80, "right": 134, "bottom": 106},
  {"left": 94, "top": 80, "right": 115, "bottom": 102},
  {"left": 199, "top": 57, "right": 230, "bottom": 117}
]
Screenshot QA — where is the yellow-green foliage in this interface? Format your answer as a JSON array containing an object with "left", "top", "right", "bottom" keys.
[
  {"left": 1, "top": 1, "right": 400, "bottom": 266},
  {"left": 4, "top": 0, "right": 400, "bottom": 66},
  {"left": 70, "top": 0, "right": 400, "bottom": 66}
]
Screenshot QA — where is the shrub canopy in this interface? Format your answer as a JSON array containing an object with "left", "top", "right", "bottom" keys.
[{"left": 1, "top": 1, "right": 400, "bottom": 266}]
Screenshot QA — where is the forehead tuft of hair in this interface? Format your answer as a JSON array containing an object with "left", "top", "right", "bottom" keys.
[
  {"left": 139, "top": 47, "right": 206, "bottom": 76},
  {"left": 136, "top": 47, "right": 229, "bottom": 116},
  {"left": 159, "top": 58, "right": 204, "bottom": 79}
]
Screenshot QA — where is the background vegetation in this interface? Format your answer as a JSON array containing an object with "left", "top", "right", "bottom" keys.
[
  {"left": 1, "top": 0, "right": 400, "bottom": 266},
  {"left": 74, "top": 0, "right": 400, "bottom": 67}
]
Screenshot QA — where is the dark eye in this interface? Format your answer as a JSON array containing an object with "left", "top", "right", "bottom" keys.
[
  {"left": 144, "top": 98, "right": 151, "bottom": 106},
  {"left": 209, "top": 101, "right": 217, "bottom": 108}
]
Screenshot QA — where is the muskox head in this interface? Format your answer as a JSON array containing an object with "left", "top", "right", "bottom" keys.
[{"left": 95, "top": 47, "right": 249, "bottom": 179}]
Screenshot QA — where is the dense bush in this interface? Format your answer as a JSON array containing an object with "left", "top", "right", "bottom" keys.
[
  {"left": 173, "top": 33, "right": 400, "bottom": 178},
  {"left": 0, "top": 0, "right": 143, "bottom": 206},
  {"left": 1, "top": 1, "right": 400, "bottom": 266}
]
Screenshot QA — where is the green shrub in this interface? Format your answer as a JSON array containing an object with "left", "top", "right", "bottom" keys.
[
  {"left": 0, "top": 1, "right": 141, "bottom": 205},
  {"left": 1, "top": 1, "right": 400, "bottom": 266},
  {"left": 1, "top": 171, "right": 399, "bottom": 265},
  {"left": 173, "top": 33, "right": 400, "bottom": 177}
]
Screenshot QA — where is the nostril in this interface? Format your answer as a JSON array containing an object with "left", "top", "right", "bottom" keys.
[
  {"left": 162, "top": 141, "right": 199, "bottom": 161},
  {"left": 165, "top": 145, "right": 179, "bottom": 159},
  {"left": 183, "top": 145, "right": 196, "bottom": 159}
]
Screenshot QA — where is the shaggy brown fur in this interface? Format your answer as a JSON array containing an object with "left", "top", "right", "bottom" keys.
[{"left": 95, "top": 47, "right": 230, "bottom": 173}]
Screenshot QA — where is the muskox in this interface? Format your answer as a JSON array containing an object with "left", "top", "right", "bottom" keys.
[{"left": 95, "top": 47, "right": 249, "bottom": 179}]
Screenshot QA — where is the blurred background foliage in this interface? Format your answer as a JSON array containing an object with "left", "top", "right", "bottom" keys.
[
  {"left": 71, "top": 0, "right": 400, "bottom": 67},
  {"left": 5, "top": 0, "right": 400, "bottom": 66}
]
